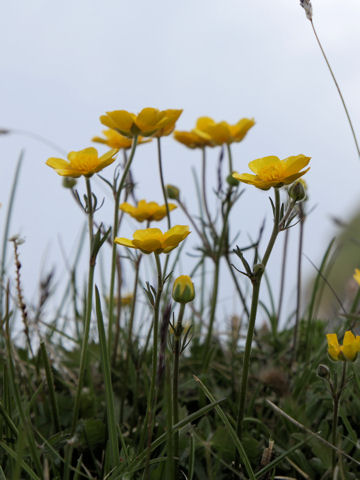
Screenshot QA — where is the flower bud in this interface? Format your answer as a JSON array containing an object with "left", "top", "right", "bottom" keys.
[
  {"left": 172, "top": 275, "right": 195, "bottom": 304},
  {"left": 288, "top": 180, "right": 306, "bottom": 202},
  {"left": 62, "top": 177, "right": 77, "bottom": 189},
  {"left": 166, "top": 184, "right": 180, "bottom": 201},
  {"left": 227, "top": 174, "right": 240, "bottom": 187},
  {"left": 317, "top": 364, "right": 330, "bottom": 380}
]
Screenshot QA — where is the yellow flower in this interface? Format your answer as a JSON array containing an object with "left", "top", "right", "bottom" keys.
[
  {"left": 153, "top": 109, "right": 183, "bottom": 137},
  {"left": 194, "top": 116, "right": 255, "bottom": 145},
  {"left": 92, "top": 129, "right": 151, "bottom": 149},
  {"left": 326, "top": 331, "right": 360, "bottom": 361},
  {"left": 120, "top": 199, "right": 177, "bottom": 223},
  {"left": 353, "top": 268, "right": 360, "bottom": 286},
  {"left": 121, "top": 293, "right": 133, "bottom": 306},
  {"left": 232, "top": 155, "right": 311, "bottom": 190},
  {"left": 172, "top": 275, "right": 195, "bottom": 304},
  {"left": 174, "top": 117, "right": 215, "bottom": 149},
  {"left": 100, "top": 108, "right": 182, "bottom": 138},
  {"left": 115, "top": 225, "right": 190, "bottom": 254},
  {"left": 46, "top": 147, "right": 117, "bottom": 178}
]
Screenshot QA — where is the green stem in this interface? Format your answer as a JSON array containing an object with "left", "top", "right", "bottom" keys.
[
  {"left": 331, "top": 362, "right": 347, "bottom": 475},
  {"left": 202, "top": 193, "right": 232, "bottom": 370},
  {"left": 236, "top": 188, "right": 280, "bottom": 441},
  {"left": 201, "top": 147, "right": 216, "bottom": 238},
  {"left": 145, "top": 253, "right": 164, "bottom": 478},
  {"left": 71, "top": 177, "right": 95, "bottom": 434},
  {"left": 108, "top": 136, "right": 138, "bottom": 351},
  {"left": 0, "top": 150, "right": 24, "bottom": 319},
  {"left": 173, "top": 303, "right": 186, "bottom": 479},
  {"left": 157, "top": 137, "right": 171, "bottom": 230},
  {"left": 292, "top": 204, "right": 305, "bottom": 363},
  {"left": 120, "top": 254, "right": 142, "bottom": 422},
  {"left": 226, "top": 143, "right": 233, "bottom": 175},
  {"left": 310, "top": 20, "right": 360, "bottom": 158}
]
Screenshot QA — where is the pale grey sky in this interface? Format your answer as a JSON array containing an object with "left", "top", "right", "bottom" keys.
[{"left": 1, "top": 0, "right": 360, "bottom": 329}]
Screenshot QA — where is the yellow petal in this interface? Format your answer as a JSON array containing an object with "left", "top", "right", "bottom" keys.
[
  {"left": 248, "top": 156, "right": 281, "bottom": 174},
  {"left": 196, "top": 117, "right": 215, "bottom": 130},
  {"left": 353, "top": 268, "right": 360, "bottom": 286},
  {"left": 326, "top": 333, "right": 340, "bottom": 361},
  {"left": 283, "top": 155, "right": 311, "bottom": 176},
  {"left": 114, "top": 237, "right": 136, "bottom": 248}
]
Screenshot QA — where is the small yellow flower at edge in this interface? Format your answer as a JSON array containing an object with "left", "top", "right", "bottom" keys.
[
  {"left": 326, "top": 331, "right": 360, "bottom": 361},
  {"left": 120, "top": 200, "right": 177, "bottom": 223},
  {"left": 232, "top": 154, "right": 311, "bottom": 190},
  {"left": 115, "top": 226, "right": 190, "bottom": 254},
  {"left": 353, "top": 268, "right": 360, "bottom": 287},
  {"left": 172, "top": 275, "right": 195, "bottom": 304},
  {"left": 46, "top": 147, "right": 117, "bottom": 178}
]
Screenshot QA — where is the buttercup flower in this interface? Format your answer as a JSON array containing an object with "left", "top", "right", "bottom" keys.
[
  {"left": 326, "top": 331, "right": 360, "bottom": 361},
  {"left": 172, "top": 275, "right": 195, "bottom": 304},
  {"left": 46, "top": 147, "right": 117, "bottom": 178},
  {"left": 100, "top": 108, "right": 182, "bottom": 138},
  {"left": 353, "top": 268, "right": 360, "bottom": 286},
  {"left": 174, "top": 117, "right": 215, "bottom": 149},
  {"left": 92, "top": 129, "right": 151, "bottom": 149},
  {"left": 120, "top": 200, "right": 177, "bottom": 223},
  {"left": 115, "top": 226, "right": 190, "bottom": 254},
  {"left": 121, "top": 293, "right": 134, "bottom": 307},
  {"left": 194, "top": 116, "right": 255, "bottom": 146},
  {"left": 232, "top": 155, "right": 311, "bottom": 190}
]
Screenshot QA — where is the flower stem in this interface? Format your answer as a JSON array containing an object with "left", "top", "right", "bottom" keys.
[
  {"left": 310, "top": 20, "right": 360, "bottom": 158},
  {"left": 157, "top": 137, "right": 171, "bottom": 230},
  {"left": 119, "top": 254, "right": 142, "bottom": 423},
  {"left": 331, "top": 361, "right": 347, "bottom": 475},
  {"left": 108, "top": 136, "right": 138, "bottom": 351},
  {"left": 71, "top": 177, "right": 95, "bottom": 434},
  {"left": 292, "top": 203, "right": 305, "bottom": 363},
  {"left": 201, "top": 147, "right": 216, "bottom": 238},
  {"left": 144, "top": 253, "right": 164, "bottom": 478},
  {"left": 226, "top": 143, "right": 233, "bottom": 174},
  {"left": 202, "top": 192, "right": 232, "bottom": 371},
  {"left": 236, "top": 188, "right": 280, "bottom": 442},
  {"left": 173, "top": 303, "right": 186, "bottom": 479}
]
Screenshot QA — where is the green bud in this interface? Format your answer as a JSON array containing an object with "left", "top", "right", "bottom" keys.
[
  {"left": 172, "top": 275, "right": 195, "bottom": 304},
  {"left": 226, "top": 174, "right": 239, "bottom": 187},
  {"left": 317, "top": 364, "right": 330, "bottom": 379},
  {"left": 62, "top": 177, "right": 77, "bottom": 189},
  {"left": 166, "top": 184, "right": 180, "bottom": 201},
  {"left": 288, "top": 180, "right": 306, "bottom": 202}
]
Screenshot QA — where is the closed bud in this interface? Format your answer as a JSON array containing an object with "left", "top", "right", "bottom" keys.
[
  {"left": 62, "top": 177, "right": 77, "bottom": 189},
  {"left": 227, "top": 173, "right": 240, "bottom": 187},
  {"left": 172, "top": 275, "right": 195, "bottom": 304},
  {"left": 288, "top": 180, "right": 306, "bottom": 202},
  {"left": 317, "top": 364, "right": 330, "bottom": 379},
  {"left": 166, "top": 184, "right": 180, "bottom": 201}
]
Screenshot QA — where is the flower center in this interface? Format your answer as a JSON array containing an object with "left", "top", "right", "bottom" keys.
[{"left": 259, "top": 164, "right": 284, "bottom": 182}]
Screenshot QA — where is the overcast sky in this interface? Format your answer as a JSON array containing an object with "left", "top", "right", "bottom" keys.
[{"left": 1, "top": 0, "right": 360, "bottom": 330}]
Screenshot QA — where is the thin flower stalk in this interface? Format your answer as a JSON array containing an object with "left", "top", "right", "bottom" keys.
[
  {"left": 71, "top": 177, "right": 96, "bottom": 434},
  {"left": 201, "top": 147, "right": 216, "bottom": 237},
  {"left": 309, "top": 19, "right": 360, "bottom": 158},
  {"left": 144, "top": 253, "right": 165, "bottom": 477},
  {"left": 292, "top": 203, "right": 305, "bottom": 362},
  {"left": 202, "top": 192, "right": 233, "bottom": 370},
  {"left": 236, "top": 188, "right": 281, "bottom": 440},
  {"left": 120, "top": 254, "right": 142, "bottom": 423},
  {"left": 226, "top": 143, "right": 233, "bottom": 175},
  {"left": 331, "top": 362, "right": 347, "bottom": 475},
  {"left": 108, "top": 135, "right": 138, "bottom": 350},
  {"left": 157, "top": 137, "right": 171, "bottom": 229},
  {"left": 172, "top": 302, "right": 186, "bottom": 478}
]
